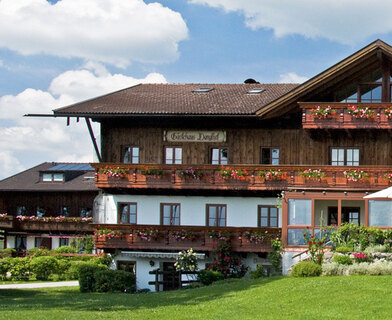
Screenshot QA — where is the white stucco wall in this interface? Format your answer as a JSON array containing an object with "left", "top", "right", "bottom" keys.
[
  {"left": 94, "top": 194, "right": 281, "bottom": 228},
  {"left": 51, "top": 237, "right": 60, "bottom": 250},
  {"left": 6, "top": 236, "right": 15, "bottom": 249}
]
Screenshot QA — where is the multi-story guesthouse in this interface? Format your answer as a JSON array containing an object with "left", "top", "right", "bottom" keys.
[
  {"left": 44, "top": 40, "right": 392, "bottom": 291},
  {"left": 0, "top": 162, "right": 98, "bottom": 250}
]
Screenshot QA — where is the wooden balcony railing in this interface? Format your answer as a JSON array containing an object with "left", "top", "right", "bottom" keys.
[
  {"left": 0, "top": 216, "right": 94, "bottom": 233},
  {"left": 94, "top": 224, "right": 280, "bottom": 253},
  {"left": 300, "top": 102, "right": 392, "bottom": 129},
  {"left": 92, "top": 163, "right": 392, "bottom": 191}
]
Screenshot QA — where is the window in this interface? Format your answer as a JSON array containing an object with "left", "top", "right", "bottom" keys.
[
  {"left": 165, "top": 147, "right": 182, "bottom": 164},
  {"left": 59, "top": 238, "right": 69, "bottom": 247},
  {"left": 118, "top": 203, "right": 137, "bottom": 224},
  {"left": 61, "top": 206, "right": 70, "bottom": 217},
  {"left": 117, "top": 260, "right": 136, "bottom": 273},
  {"left": 35, "top": 237, "right": 42, "bottom": 248},
  {"left": 288, "top": 199, "right": 311, "bottom": 226},
  {"left": 123, "top": 146, "right": 139, "bottom": 164},
  {"left": 261, "top": 148, "right": 279, "bottom": 165},
  {"left": 42, "top": 173, "right": 64, "bottom": 182},
  {"left": 80, "top": 207, "right": 92, "bottom": 218},
  {"left": 211, "top": 148, "right": 228, "bottom": 165},
  {"left": 369, "top": 200, "right": 392, "bottom": 226},
  {"left": 193, "top": 87, "right": 213, "bottom": 93},
  {"left": 206, "top": 204, "right": 227, "bottom": 226},
  {"left": 331, "top": 148, "right": 360, "bottom": 166},
  {"left": 258, "top": 205, "right": 278, "bottom": 227},
  {"left": 161, "top": 203, "right": 180, "bottom": 225},
  {"left": 15, "top": 236, "right": 26, "bottom": 250},
  {"left": 342, "top": 207, "right": 360, "bottom": 225},
  {"left": 16, "top": 206, "right": 27, "bottom": 215},
  {"left": 36, "top": 207, "right": 46, "bottom": 217}
]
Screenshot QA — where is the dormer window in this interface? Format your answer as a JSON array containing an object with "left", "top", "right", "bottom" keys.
[{"left": 42, "top": 173, "right": 64, "bottom": 182}]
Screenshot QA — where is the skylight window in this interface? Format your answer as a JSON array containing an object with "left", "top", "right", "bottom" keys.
[
  {"left": 193, "top": 87, "right": 214, "bottom": 93},
  {"left": 247, "top": 88, "right": 265, "bottom": 94}
]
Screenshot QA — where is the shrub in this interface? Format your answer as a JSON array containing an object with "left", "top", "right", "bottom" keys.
[
  {"left": 0, "top": 248, "right": 15, "bottom": 257},
  {"left": 332, "top": 254, "right": 352, "bottom": 265},
  {"left": 54, "top": 246, "right": 77, "bottom": 254},
  {"left": 9, "top": 257, "right": 31, "bottom": 280},
  {"left": 322, "top": 263, "right": 346, "bottom": 276},
  {"left": 291, "top": 261, "right": 322, "bottom": 277},
  {"left": 352, "top": 252, "right": 370, "bottom": 263},
  {"left": 95, "top": 253, "right": 112, "bottom": 266},
  {"left": 335, "top": 246, "right": 352, "bottom": 254},
  {"left": 250, "top": 265, "right": 265, "bottom": 279},
  {"left": 198, "top": 269, "right": 224, "bottom": 285},
  {"left": 64, "top": 261, "right": 83, "bottom": 280},
  {"left": 28, "top": 247, "right": 51, "bottom": 257},
  {"left": 364, "top": 244, "right": 390, "bottom": 254},
  {"left": 78, "top": 262, "right": 109, "bottom": 292},
  {"left": 111, "top": 269, "right": 136, "bottom": 293},
  {"left": 93, "top": 269, "right": 114, "bottom": 292},
  {"left": 0, "top": 257, "right": 11, "bottom": 279},
  {"left": 30, "top": 256, "right": 59, "bottom": 281}
]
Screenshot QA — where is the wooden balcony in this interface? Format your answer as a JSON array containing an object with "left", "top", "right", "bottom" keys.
[
  {"left": 1, "top": 216, "right": 94, "bottom": 233},
  {"left": 301, "top": 102, "right": 392, "bottom": 129},
  {"left": 92, "top": 164, "right": 392, "bottom": 192},
  {"left": 94, "top": 225, "right": 280, "bottom": 253}
]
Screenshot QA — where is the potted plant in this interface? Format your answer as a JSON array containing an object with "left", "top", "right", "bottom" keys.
[
  {"left": 217, "top": 167, "right": 249, "bottom": 180},
  {"left": 343, "top": 169, "right": 370, "bottom": 182},
  {"left": 309, "top": 105, "right": 337, "bottom": 119},
  {"left": 258, "top": 169, "right": 287, "bottom": 181},
  {"left": 347, "top": 105, "right": 375, "bottom": 119},
  {"left": 99, "top": 166, "right": 128, "bottom": 178},
  {"left": 299, "top": 169, "right": 325, "bottom": 180}
]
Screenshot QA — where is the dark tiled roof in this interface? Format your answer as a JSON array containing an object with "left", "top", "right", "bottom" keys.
[
  {"left": 0, "top": 163, "right": 98, "bottom": 192},
  {"left": 53, "top": 83, "right": 299, "bottom": 116}
]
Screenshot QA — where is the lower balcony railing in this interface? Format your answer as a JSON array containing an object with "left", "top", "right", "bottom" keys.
[
  {"left": 94, "top": 224, "right": 280, "bottom": 253},
  {"left": 92, "top": 163, "right": 392, "bottom": 191},
  {"left": 0, "top": 215, "right": 94, "bottom": 232}
]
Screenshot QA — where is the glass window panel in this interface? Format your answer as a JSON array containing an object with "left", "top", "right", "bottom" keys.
[
  {"left": 129, "top": 214, "right": 136, "bottom": 224},
  {"left": 172, "top": 205, "right": 180, "bottom": 225},
  {"left": 121, "top": 205, "right": 128, "bottom": 223},
  {"left": 36, "top": 207, "right": 45, "bottom": 217},
  {"left": 123, "top": 147, "right": 131, "bottom": 163},
  {"left": 209, "top": 218, "right": 216, "bottom": 226},
  {"left": 288, "top": 199, "right": 311, "bottom": 225},
  {"left": 261, "top": 207, "right": 268, "bottom": 217},
  {"left": 53, "top": 173, "right": 64, "bottom": 181},
  {"left": 131, "top": 147, "right": 139, "bottom": 164},
  {"left": 129, "top": 204, "right": 137, "bottom": 214},
  {"left": 17, "top": 206, "right": 27, "bottom": 215},
  {"left": 369, "top": 200, "right": 392, "bottom": 226},
  {"left": 163, "top": 205, "right": 170, "bottom": 218},
  {"left": 220, "top": 149, "right": 228, "bottom": 164},
  {"left": 287, "top": 229, "right": 307, "bottom": 246},
  {"left": 174, "top": 148, "right": 182, "bottom": 164},
  {"left": 163, "top": 217, "right": 170, "bottom": 225},
  {"left": 270, "top": 218, "right": 278, "bottom": 228},
  {"left": 261, "top": 148, "right": 271, "bottom": 164},
  {"left": 211, "top": 149, "right": 219, "bottom": 164},
  {"left": 260, "top": 217, "right": 268, "bottom": 227},
  {"left": 43, "top": 173, "right": 52, "bottom": 181},
  {"left": 35, "top": 237, "right": 42, "bottom": 248},
  {"left": 60, "top": 238, "right": 69, "bottom": 246},
  {"left": 270, "top": 208, "right": 278, "bottom": 217},
  {"left": 62, "top": 207, "right": 69, "bottom": 217},
  {"left": 347, "top": 149, "right": 353, "bottom": 162},
  {"left": 372, "top": 86, "right": 382, "bottom": 102},
  {"left": 165, "top": 148, "right": 173, "bottom": 164}
]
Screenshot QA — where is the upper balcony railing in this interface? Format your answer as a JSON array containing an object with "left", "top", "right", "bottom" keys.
[
  {"left": 92, "top": 163, "right": 392, "bottom": 192},
  {"left": 94, "top": 224, "right": 280, "bottom": 253},
  {"left": 0, "top": 215, "right": 94, "bottom": 232},
  {"left": 300, "top": 102, "right": 392, "bottom": 129}
]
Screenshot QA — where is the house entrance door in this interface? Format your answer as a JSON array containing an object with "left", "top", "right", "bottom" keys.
[{"left": 162, "top": 262, "right": 179, "bottom": 291}]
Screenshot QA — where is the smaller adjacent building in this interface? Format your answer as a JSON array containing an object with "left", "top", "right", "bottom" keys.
[{"left": 0, "top": 162, "right": 99, "bottom": 250}]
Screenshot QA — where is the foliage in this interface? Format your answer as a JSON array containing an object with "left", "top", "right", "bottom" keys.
[
  {"left": 78, "top": 262, "right": 110, "bottom": 293},
  {"left": 140, "top": 167, "right": 163, "bottom": 176},
  {"left": 27, "top": 247, "right": 51, "bottom": 257},
  {"left": 364, "top": 244, "right": 390, "bottom": 254},
  {"left": 250, "top": 265, "right": 265, "bottom": 279},
  {"left": 0, "top": 213, "right": 10, "bottom": 221},
  {"left": 343, "top": 169, "right": 369, "bottom": 182},
  {"left": 332, "top": 254, "right": 353, "bottom": 265},
  {"left": 207, "top": 230, "right": 231, "bottom": 241},
  {"left": 335, "top": 246, "right": 353, "bottom": 254},
  {"left": 176, "top": 167, "right": 204, "bottom": 180},
  {"left": 207, "top": 242, "right": 247, "bottom": 278},
  {"left": 353, "top": 252, "right": 370, "bottom": 263},
  {"left": 217, "top": 166, "right": 249, "bottom": 180},
  {"left": 0, "top": 257, "right": 10, "bottom": 279},
  {"left": 384, "top": 106, "right": 392, "bottom": 119},
  {"left": 30, "top": 256, "right": 59, "bottom": 281},
  {"left": 268, "top": 238, "right": 282, "bottom": 273},
  {"left": 15, "top": 215, "right": 92, "bottom": 223},
  {"left": 175, "top": 248, "right": 198, "bottom": 272},
  {"left": 298, "top": 169, "right": 325, "bottom": 180},
  {"left": 69, "top": 235, "right": 95, "bottom": 253},
  {"left": 303, "top": 227, "right": 331, "bottom": 264},
  {"left": 170, "top": 229, "right": 197, "bottom": 241},
  {"left": 291, "top": 261, "right": 322, "bottom": 277},
  {"left": 258, "top": 169, "right": 287, "bottom": 181},
  {"left": 347, "top": 105, "right": 376, "bottom": 119},
  {"left": 197, "top": 269, "right": 224, "bottom": 285},
  {"left": 330, "top": 223, "right": 386, "bottom": 251},
  {"left": 95, "top": 228, "right": 123, "bottom": 240},
  {"left": 310, "top": 105, "right": 337, "bottom": 119},
  {"left": 9, "top": 257, "right": 31, "bottom": 280},
  {"left": 241, "top": 230, "right": 271, "bottom": 243},
  {"left": 99, "top": 165, "right": 128, "bottom": 178},
  {"left": 54, "top": 245, "right": 77, "bottom": 254},
  {"left": 136, "top": 228, "right": 160, "bottom": 241}
]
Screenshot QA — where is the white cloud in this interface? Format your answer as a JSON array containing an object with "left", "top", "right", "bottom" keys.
[
  {"left": 0, "top": 0, "right": 188, "bottom": 67},
  {"left": 0, "top": 66, "right": 167, "bottom": 179},
  {"left": 279, "top": 72, "right": 308, "bottom": 84},
  {"left": 189, "top": 0, "right": 392, "bottom": 44}
]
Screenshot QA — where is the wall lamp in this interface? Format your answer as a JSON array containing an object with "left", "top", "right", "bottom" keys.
[{"left": 149, "top": 260, "right": 155, "bottom": 267}]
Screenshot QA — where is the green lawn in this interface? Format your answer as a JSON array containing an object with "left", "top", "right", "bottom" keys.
[{"left": 1, "top": 276, "right": 392, "bottom": 319}]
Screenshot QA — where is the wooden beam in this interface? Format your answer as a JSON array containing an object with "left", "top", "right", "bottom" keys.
[{"left": 85, "top": 117, "right": 102, "bottom": 162}]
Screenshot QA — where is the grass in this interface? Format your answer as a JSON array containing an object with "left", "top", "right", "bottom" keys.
[{"left": 1, "top": 276, "right": 392, "bottom": 319}]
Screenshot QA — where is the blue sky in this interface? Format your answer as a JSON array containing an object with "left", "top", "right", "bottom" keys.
[{"left": 1, "top": 0, "right": 392, "bottom": 179}]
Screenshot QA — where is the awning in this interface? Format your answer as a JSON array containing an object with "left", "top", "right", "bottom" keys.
[
  {"left": 364, "top": 186, "right": 392, "bottom": 199},
  {"left": 120, "top": 251, "right": 206, "bottom": 259}
]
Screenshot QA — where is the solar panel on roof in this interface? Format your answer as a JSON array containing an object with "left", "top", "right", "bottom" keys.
[{"left": 48, "top": 163, "right": 94, "bottom": 171}]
